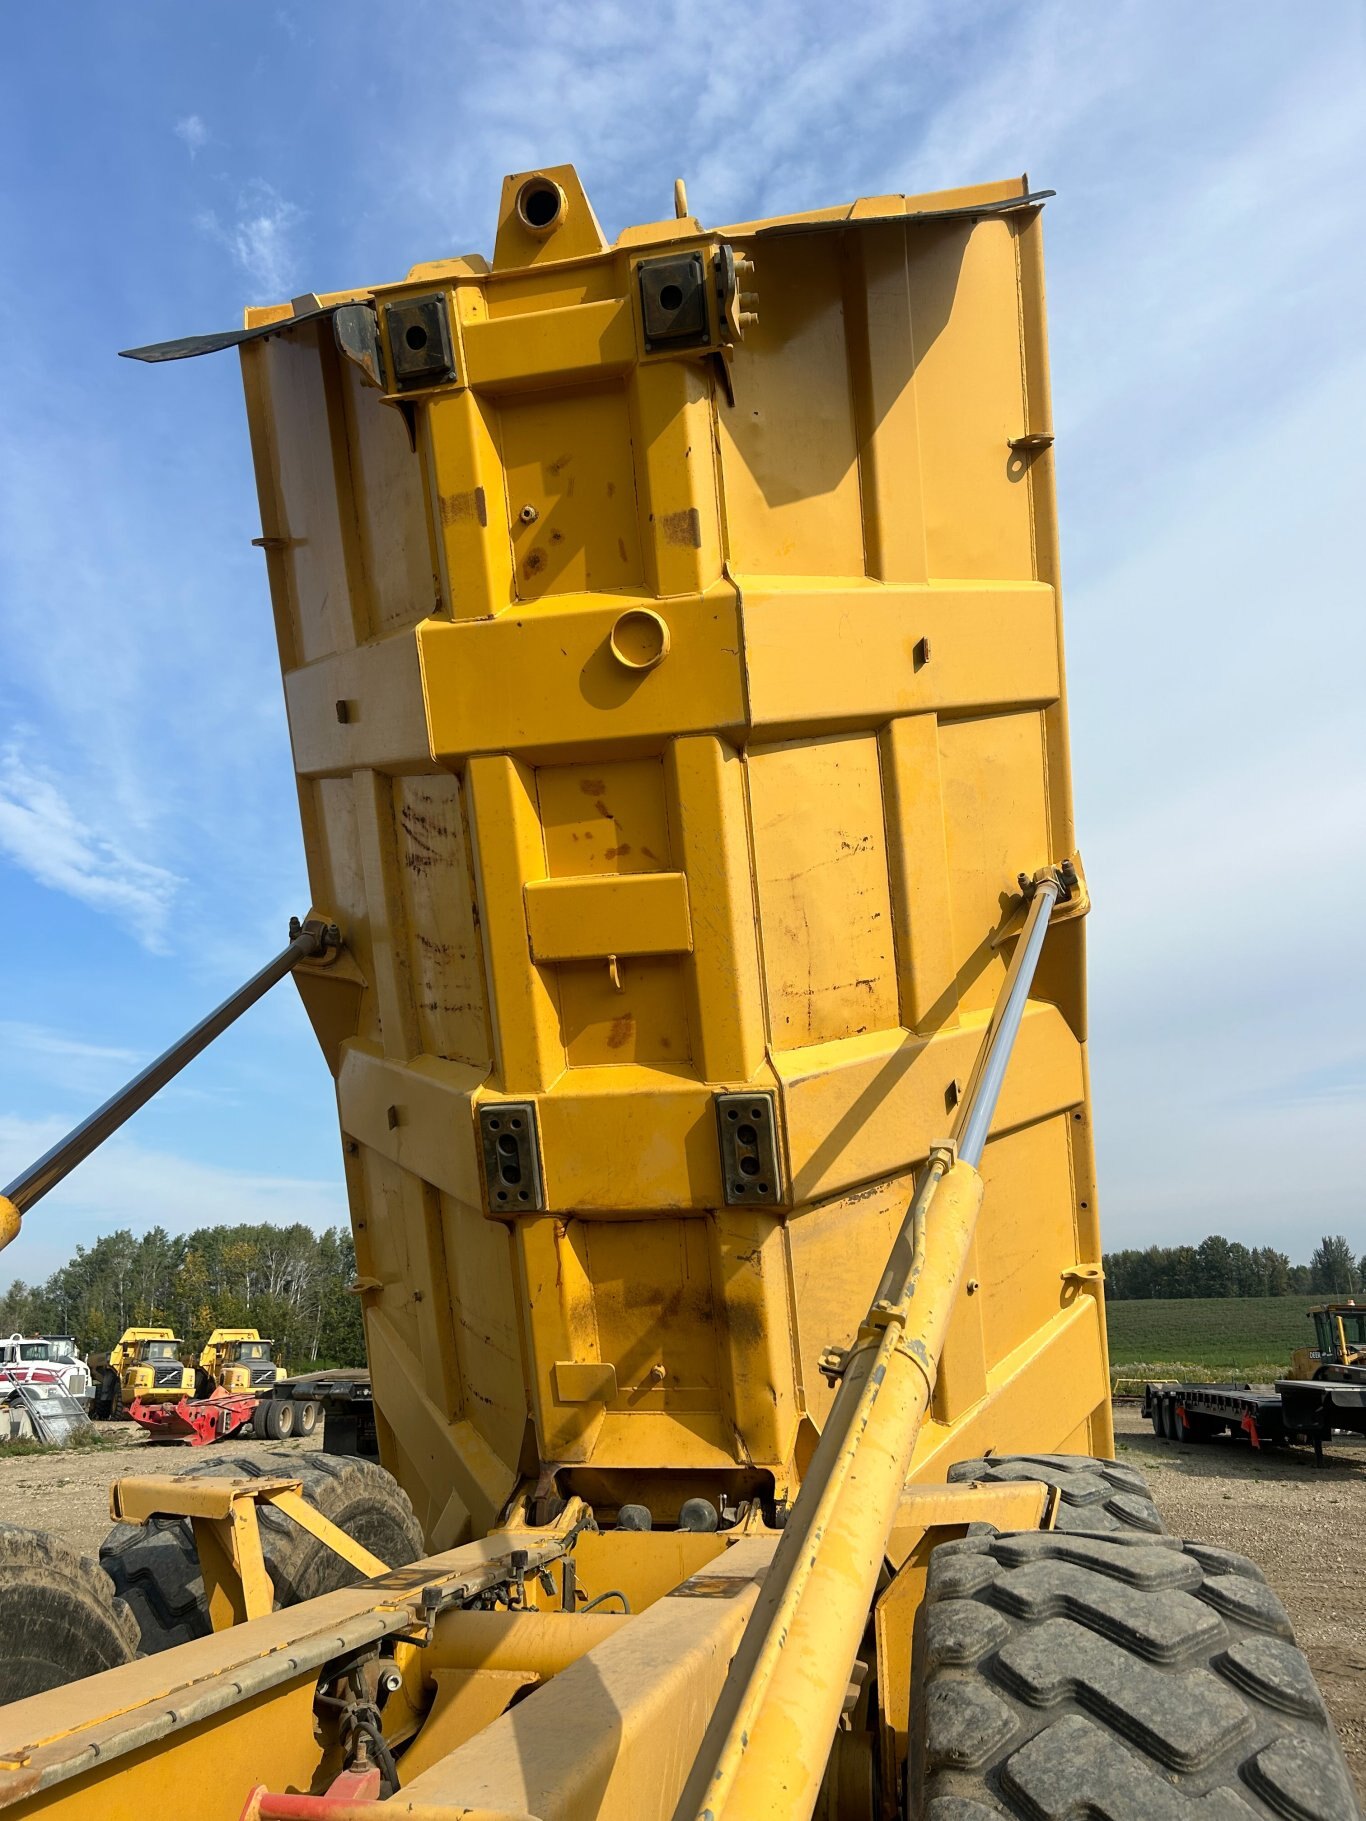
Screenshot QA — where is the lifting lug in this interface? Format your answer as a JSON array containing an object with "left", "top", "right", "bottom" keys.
[{"left": 1017, "top": 857, "right": 1079, "bottom": 903}]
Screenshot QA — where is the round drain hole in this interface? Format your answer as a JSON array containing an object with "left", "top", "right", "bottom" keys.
[{"left": 609, "top": 607, "right": 670, "bottom": 672}]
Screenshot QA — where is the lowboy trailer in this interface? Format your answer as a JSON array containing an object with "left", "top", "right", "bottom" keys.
[{"left": 1145, "top": 1376, "right": 1366, "bottom": 1465}]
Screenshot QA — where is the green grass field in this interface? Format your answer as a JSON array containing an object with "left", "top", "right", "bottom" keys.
[{"left": 1105, "top": 1294, "right": 1324, "bottom": 1392}]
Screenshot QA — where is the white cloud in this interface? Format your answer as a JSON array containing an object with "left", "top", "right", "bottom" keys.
[
  {"left": 197, "top": 181, "right": 303, "bottom": 299},
  {"left": 0, "top": 355, "right": 304, "bottom": 963},
  {"left": 0, "top": 1023, "right": 141, "bottom": 1101},
  {"left": 0, "top": 1022, "right": 255, "bottom": 1120},
  {"left": 0, "top": 1114, "right": 347, "bottom": 1284},
  {"left": 173, "top": 114, "right": 208, "bottom": 157},
  {"left": 0, "top": 744, "right": 181, "bottom": 950},
  {"left": 360, "top": 0, "right": 1148, "bottom": 256}
]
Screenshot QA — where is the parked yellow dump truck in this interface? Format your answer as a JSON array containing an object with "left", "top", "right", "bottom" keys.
[
  {"left": 0, "top": 167, "right": 1356, "bottom": 1819},
  {"left": 195, "top": 1331, "right": 285, "bottom": 1404},
  {"left": 89, "top": 1327, "right": 195, "bottom": 1419},
  {"left": 196, "top": 1330, "right": 316, "bottom": 1441}
]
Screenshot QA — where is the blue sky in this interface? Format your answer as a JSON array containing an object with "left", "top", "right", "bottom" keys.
[{"left": 1, "top": 2, "right": 1363, "bottom": 1283}]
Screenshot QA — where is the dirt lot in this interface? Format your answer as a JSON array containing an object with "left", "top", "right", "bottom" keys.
[
  {"left": 1113, "top": 1403, "right": 1366, "bottom": 1798},
  {"left": 0, "top": 1410, "right": 1361, "bottom": 1796},
  {"left": 0, "top": 1422, "right": 322, "bottom": 1558}
]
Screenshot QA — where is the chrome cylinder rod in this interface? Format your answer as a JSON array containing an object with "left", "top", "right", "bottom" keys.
[
  {"left": 953, "top": 874, "right": 1061, "bottom": 1168},
  {"left": 1, "top": 918, "right": 339, "bottom": 1224},
  {"left": 866, "top": 872, "right": 1062, "bottom": 1315}
]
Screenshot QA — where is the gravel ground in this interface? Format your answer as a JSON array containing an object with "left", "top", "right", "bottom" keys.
[
  {"left": 1, "top": 1412, "right": 1361, "bottom": 1799},
  {"left": 0, "top": 1422, "right": 322, "bottom": 1558},
  {"left": 1113, "top": 1403, "right": 1366, "bottom": 1800}
]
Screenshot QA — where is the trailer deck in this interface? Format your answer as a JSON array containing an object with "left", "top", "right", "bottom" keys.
[{"left": 1144, "top": 1376, "right": 1366, "bottom": 1465}]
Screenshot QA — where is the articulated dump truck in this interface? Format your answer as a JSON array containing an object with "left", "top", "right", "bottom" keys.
[{"left": 0, "top": 167, "right": 1356, "bottom": 1820}]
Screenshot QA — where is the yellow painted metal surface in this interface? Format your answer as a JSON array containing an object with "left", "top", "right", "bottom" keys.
[
  {"left": 395, "top": 1668, "right": 538, "bottom": 1784},
  {"left": 108, "top": 1471, "right": 390, "bottom": 1631},
  {"left": 197, "top": 1327, "right": 285, "bottom": 1392},
  {"left": 524, "top": 869, "right": 693, "bottom": 963},
  {"left": 238, "top": 163, "right": 1109, "bottom": 1548},
  {"left": 397, "top": 1534, "right": 778, "bottom": 1818},
  {"left": 0, "top": 1525, "right": 571, "bottom": 1816},
  {"left": 0, "top": 1453, "right": 1047, "bottom": 1821},
  {"left": 0, "top": 1514, "right": 755, "bottom": 1820},
  {"left": 9, "top": 1682, "right": 326, "bottom": 1821},
  {"left": 677, "top": 1158, "right": 985, "bottom": 1821},
  {"left": 106, "top": 1327, "right": 194, "bottom": 1405},
  {"left": 424, "top": 1609, "right": 629, "bottom": 1677}
]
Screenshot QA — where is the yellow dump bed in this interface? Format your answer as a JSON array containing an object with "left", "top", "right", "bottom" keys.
[
  {"left": 10, "top": 164, "right": 1346, "bottom": 1821},
  {"left": 239, "top": 165, "right": 1109, "bottom": 1544}
]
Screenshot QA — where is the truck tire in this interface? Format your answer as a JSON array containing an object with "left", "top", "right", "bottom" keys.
[
  {"left": 261, "top": 1397, "right": 295, "bottom": 1441},
  {"left": 91, "top": 1366, "right": 121, "bottom": 1422},
  {"left": 99, "top": 1452, "right": 424, "bottom": 1654},
  {"left": 0, "top": 1522, "right": 141, "bottom": 1702},
  {"left": 947, "top": 1453, "right": 1164, "bottom": 1536},
  {"left": 909, "top": 1529, "right": 1360, "bottom": 1819},
  {"left": 296, "top": 1400, "right": 318, "bottom": 1437}
]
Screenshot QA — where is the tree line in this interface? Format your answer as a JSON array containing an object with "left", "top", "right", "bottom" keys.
[
  {"left": 0, "top": 1223, "right": 365, "bottom": 1369},
  {"left": 1103, "top": 1233, "right": 1363, "bottom": 1302},
  {"left": 4, "top": 1221, "right": 1358, "bottom": 1348}
]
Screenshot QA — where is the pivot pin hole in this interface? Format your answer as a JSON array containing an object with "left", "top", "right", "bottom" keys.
[{"left": 517, "top": 178, "right": 564, "bottom": 232}]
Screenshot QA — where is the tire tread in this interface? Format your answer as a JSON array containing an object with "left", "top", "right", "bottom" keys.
[
  {"left": 947, "top": 1452, "right": 1165, "bottom": 1537},
  {"left": 0, "top": 1520, "right": 140, "bottom": 1700},
  {"left": 913, "top": 1529, "right": 1360, "bottom": 1819},
  {"left": 100, "top": 1451, "right": 423, "bottom": 1653}
]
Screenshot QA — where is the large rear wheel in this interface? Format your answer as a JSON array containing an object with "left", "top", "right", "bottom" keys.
[
  {"left": 99, "top": 1452, "right": 424, "bottom": 1653},
  {"left": 947, "top": 1452, "right": 1164, "bottom": 1536},
  {"left": 909, "top": 1528, "right": 1360, "bottom": 1818},
  {"left": 0, "top": 1523, "right": 140, "bottom": 1703}
]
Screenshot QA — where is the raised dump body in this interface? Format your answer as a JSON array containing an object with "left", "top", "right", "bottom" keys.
[
  {"left": 0, "top": 165, "right": 1358, "bottom": 1821},
  {"left": 240, "top": 165, "right": 1110, "bottom": 1544}
]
